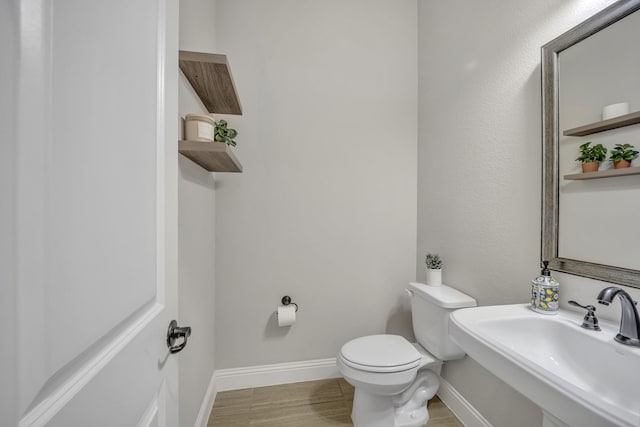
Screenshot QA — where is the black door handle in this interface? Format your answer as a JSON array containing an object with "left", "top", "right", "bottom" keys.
[{"left": 167, "top": 320, "right": 192, "bottom": 354}]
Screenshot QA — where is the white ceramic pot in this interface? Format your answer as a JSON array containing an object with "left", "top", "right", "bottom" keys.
[{"left": 426, "top": 269, "right": 442, "bottom": 286}]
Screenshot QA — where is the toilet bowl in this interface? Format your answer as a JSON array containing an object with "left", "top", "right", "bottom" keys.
[
  {"left": 337, "top": 335, "right": 442, "bottom": 427},
  {"left": 337, "top": 282, "right": 476, "bottom": 427}
]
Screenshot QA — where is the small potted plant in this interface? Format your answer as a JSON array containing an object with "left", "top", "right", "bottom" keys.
[
  {"left": 608, "top": 143, "right": 638, "bottom": 169},
  {"left": 214, "top": 119, "right": 238, "bottom": 147},
  {"left": 576, "top": 142, "right": 607, "bottom": 173},
  {"left": 425, "top": 253, "right": 443, "bottom": 286}
]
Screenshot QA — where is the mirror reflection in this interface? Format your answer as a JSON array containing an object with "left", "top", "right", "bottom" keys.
[
  {"left": 541, "top": 0, "right": 640, "bottom": 287},
  {"left": 558, "top": 9, "right": 640, "bottom": 271}
]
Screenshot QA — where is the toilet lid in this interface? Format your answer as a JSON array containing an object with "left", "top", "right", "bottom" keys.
[{"left": 340, "top": 335, "right": 421, "bottom": 372}]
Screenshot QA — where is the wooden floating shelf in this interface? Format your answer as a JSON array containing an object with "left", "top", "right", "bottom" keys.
[
  {"left": 179, "top": 50, "right": 244, "bottom": 173},
  {"left": 564, "top": 166, "right": 640, "bottom": 180},
  {"left": 179, "top": 50, "right": 243, "bottom": 115},
  {"left": 563, "top": 111, "right": 640, "bottom": 137},
  {"left": 179, "top": 141, "right": 243, "bottom": 173}
]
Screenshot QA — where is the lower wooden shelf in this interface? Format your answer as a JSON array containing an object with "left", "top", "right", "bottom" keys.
[
  {"left": 564, "top": 166, "right": 640, "bottom": 180},
  {"left": 179, "top": 140, "right": 243, "bottom": 172}
]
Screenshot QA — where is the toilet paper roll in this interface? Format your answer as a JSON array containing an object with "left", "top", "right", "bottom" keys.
[
  {"left": 602, "top": 102, "right": 629, "bottom": 120},
  {"left": 277, "top": 305, "right": 296, "bottom": 327}
]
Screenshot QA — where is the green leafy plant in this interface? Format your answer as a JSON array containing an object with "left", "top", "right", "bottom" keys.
[
  {"left": 425, "top": 253, "right": 443, "bottom": 270},
  {"left": 214, "top": 120, "right": 238, "bottom": 147},
  {"left": 575, "top": 142, "right": 607, "bottom": 163},
  {"left": 608, "top": 143, "right": 639, "bottom": 162}
]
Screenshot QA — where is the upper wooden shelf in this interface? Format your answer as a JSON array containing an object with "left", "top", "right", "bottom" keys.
[
  {"left": 179, "top": 140, "right": 242, "bottom": 173},
  {"left": 564, "top": 166, "right": 640, "bottom": 180},
  {"left": 563, "top": 111, "right": 640, "bottom": 137},
  {"left": 179, "top": 50, "right": 243, "bottom": 115}
]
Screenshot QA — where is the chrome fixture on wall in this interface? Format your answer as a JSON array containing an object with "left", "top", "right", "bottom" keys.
[{"left": 280, "top": 295, "right": 299, "bottom": 312}]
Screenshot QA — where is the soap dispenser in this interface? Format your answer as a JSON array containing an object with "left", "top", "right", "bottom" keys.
[{"left": 531, "top": 260, "right": 559, "bottom": 315}]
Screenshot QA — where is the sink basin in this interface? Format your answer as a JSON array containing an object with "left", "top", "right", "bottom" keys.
[{"left": 449, "top": 304, "right": 640, "bottom": 427}]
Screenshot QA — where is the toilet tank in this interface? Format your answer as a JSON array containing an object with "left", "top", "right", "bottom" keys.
[{"left": 407, "top": 282, "right": 476, "bottom": 360}]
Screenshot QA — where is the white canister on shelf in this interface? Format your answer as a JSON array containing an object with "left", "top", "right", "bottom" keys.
[{"left": 184, "top": 113, "right": 216, "bottom": 142}]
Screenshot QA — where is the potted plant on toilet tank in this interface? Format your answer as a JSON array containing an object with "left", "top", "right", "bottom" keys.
[{"left": 425, "top": 253, "right": 443, "bottom": 286}]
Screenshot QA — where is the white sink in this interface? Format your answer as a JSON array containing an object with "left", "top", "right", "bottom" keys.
[{"left": 449, "top": 304, "right": 640, "bottom": 427}]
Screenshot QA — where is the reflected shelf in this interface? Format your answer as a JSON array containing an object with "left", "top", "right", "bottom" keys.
[
  {"left": 564, "top": 166, "right": 640, "bottom": 180},
  {"left": 563, "top": 111, "right": 640, "bottom": 137}
]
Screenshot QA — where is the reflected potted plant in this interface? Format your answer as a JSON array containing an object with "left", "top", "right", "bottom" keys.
[
  {"left": 576, "top": 142, "right": 607, "bottom": 173},
  {"left": 609, "top": 143, "right": 638, "bottom": 169},
  {"left": 425, "top": 253, "right": 443, "bottom": 286}
]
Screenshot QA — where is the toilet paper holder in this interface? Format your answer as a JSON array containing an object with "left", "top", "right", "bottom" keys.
[{"left": 281, "top": 295, "right": 299, "bottom": 312}]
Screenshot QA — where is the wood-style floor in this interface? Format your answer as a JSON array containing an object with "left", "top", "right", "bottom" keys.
[{"left": 207, "top": 378, "right": 464, "bottom": 426}]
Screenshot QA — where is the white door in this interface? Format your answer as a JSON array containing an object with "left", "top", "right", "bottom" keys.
[{"left": 4, "top": 0, "right": 181, "bottom": 426}]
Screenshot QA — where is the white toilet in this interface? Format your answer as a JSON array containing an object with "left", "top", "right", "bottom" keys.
[{"left": 337, "top": 282, "right": 476, "bottom": 427}]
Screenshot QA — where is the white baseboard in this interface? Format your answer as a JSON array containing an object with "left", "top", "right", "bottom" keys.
[
  {"left": 437, "top": 377, "right": 492, "bottom": 427},
  {"left": 215, "top": 358, "right": 340, "bottom": 392},
  {"left": 193, "top": 371, "right": 217, "bottom": 427}
]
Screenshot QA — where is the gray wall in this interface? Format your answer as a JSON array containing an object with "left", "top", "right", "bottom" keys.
[
  {"left": 417, "top": 1, "right": 617, "bottom": 426},
  {"left": 178, "top": 1, "right": 219, "bottom": 426},
  {"left": 213, "top": 0, "right": 419, "bottom": 369},
  {"left": 0, "top": 1, "right": 17, "bottom": 423}
]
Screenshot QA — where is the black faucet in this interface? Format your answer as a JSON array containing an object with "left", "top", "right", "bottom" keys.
[{"left": 597, "top": 287, "right": 640, "bottom": 347}]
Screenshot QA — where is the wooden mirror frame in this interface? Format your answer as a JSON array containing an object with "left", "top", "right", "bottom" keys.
[{"left": 541, "top": 0, "right": 640, "bottom": 288}]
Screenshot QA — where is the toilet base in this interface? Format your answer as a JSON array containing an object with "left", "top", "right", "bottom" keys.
[
  {"left": 393, "top": 369, "right": 439, "bottom": 427},
  {"left": 351, "top": 389, "right": 396, "bottom": 427},
  {"left": 350, "top": 369, "right": 439, "bottom": 427}
]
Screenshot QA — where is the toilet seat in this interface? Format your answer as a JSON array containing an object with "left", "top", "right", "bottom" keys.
[{"left": 339, "top": 335, "right": 423, "bottom": 373}]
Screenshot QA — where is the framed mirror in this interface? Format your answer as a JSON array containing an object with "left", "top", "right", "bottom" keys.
[{"left": 542, "top": 0, "right": 640, "bottom": 288}]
